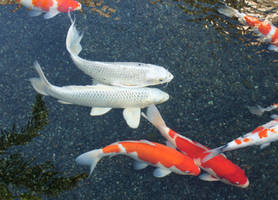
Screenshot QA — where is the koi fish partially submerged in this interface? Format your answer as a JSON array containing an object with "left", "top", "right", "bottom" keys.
[
  {"left": 218, "top": 5, "right": 278, "bottom": 51},
  {"left": 66, "top": 16, "right": 174, "bottom": 88},
  {"left": 142, "top": 105, "right": 249, "bottom": 187},
  {"left": 204, "top": 116, "right": 278, "bottom": 162},
  {"left": 248, "top": 103, "right": 278, "bottom": 116},
  {"left": 29, "top": 61, "right": 169, "bottom": 128},
  {"left": 16, "top": 0, "right": 82, "bottom": 19},
  {"left": 76, "top": 140, "right": 200, "bottom": 178}
]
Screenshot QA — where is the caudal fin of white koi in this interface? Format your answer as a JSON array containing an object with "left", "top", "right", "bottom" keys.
[
  {"left": 29, "top": 61, "right": 51, "bottom": 96},
  {"left": 248, "top": 105, "right": 265, "bottom": 116},
  {"left": 76, "top": 149, "right": 103, "bottom": 176},
  {"left": 217, "top": 5, "right": 243, "bottom": 19},
  {"left": 66, "top": 13, "right": 83, "bottom": 56},
  {"left": 141, "top": 104, "right": 167, "bottom": 129},
  {"left": 202, "top": 146, "right": 226, "bottom": 162}
]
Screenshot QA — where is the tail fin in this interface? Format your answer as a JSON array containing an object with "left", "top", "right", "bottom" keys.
[
  {"left": 202, "top": 146, "right": 226, "bottom": 162},
  {"left": 217, "top": 5, "right": 243, "bottom": 18},
  {"left": 141, "top": 104, "right": 167, "bottom": 129},
  {"left": 76, "top": 149, "right": 103, "bottom": 176},
  {"left": 66, "top": 13, "right": 83, "bottom": 56},
  {"left": 29, "top": 61, "right": 51, "bottom": 96}
]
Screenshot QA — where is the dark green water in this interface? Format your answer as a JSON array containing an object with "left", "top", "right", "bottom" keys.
[{"left": 0, "top": 0, "right": 278, "bottom": 199}]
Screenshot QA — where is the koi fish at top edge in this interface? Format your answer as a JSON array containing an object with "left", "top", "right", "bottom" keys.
[
  {"left": 16, "top": 0, "right": 82, "bottom": 19},
  {"left": 142, "top": 105, "right": 249, "bottom": 188},
  {"left": 66, "top": 15, "right": 174, "bottom": 88},
  {"left": 203, "top": 116, "right": 278, "bottom": 162},
  {"left": 218, "top": 5, "right": 278, "bottom": 52},
  {"left": 76, "top": 140, "right": 200, "bottom": 178}
]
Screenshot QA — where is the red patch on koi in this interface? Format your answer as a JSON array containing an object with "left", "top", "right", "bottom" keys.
[
  {"left": 258, "top": 129, "right": 268, "bottom": 139},
  {"left": 235, "top": 139, "right": 242, "bottom": 145},
  {"left": 252, "top": 126, "right": 264, "bottom": 134},
  {"left": 258, "top": 22, "right": 271, "bottom": 35},
  {"left": 168, "top": 129, "right": 176, "bottom": 138},
  {"left": 244, "top": 15, "right": 261, "bottom": 27},
  {"left": 243, "top": 138, "right": 251, "bottom": 143}
]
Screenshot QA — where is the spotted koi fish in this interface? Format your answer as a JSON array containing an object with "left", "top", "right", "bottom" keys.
[
  {"left": 248, "top": 103, "right": 278, "bottom": 116},
  {"left": 16, "top": 0, "right": 82, "bottom": 19},
  {"left": 76, "top": 140, "right": 200, "bottom": 178},
  {"left": 218, "top": 5, "right": 278, "bottom": 52},
  {"left": 204, "top": 116, "right": 278, "bottom": 162},
  {"left": 142, "top": 105, "right": 249, "bottom": 187}
]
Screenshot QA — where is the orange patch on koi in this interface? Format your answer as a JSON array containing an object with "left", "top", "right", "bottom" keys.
[
  {"left": 235, "top": 139, "right": 242, "bottom": 145},
  {"left": 32, "top": 0, "right": 53, "bottom": 11},
  {"left": 258, "top": 129, "right": 268, "bottom": 139},
  {"left": 252, "top": 126, "right": 264, "bottom": 134},
  {"left": 243, "top": 138, "right": 251, "bottom": 143},
  {"left": 102, "top": 144, "right": 121, "bottom": 154}
]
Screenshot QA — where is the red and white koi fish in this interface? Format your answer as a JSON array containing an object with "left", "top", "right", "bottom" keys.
[
  {"left": 248, "top": 103, "right": 278, "bottom": 116},
  {"left": 204, "top": 116, "right": 278, "bottom": 162},
  {"left": 16, "top": 0, "right": 82, "bottom": 19},
  {"left": 76, "top": 140, "right": 200, "bottom": 178},
  {"left": 142, "top": 105, "right": 249, "bottom": 187},
  {"left": 218, "top": 5, "right": 278, "bottom": 52}
]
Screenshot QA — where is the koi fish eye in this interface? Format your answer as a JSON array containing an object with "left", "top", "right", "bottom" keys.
[
  {"left": 235, "top": 181, "right": 239, "bottom": 185},
  {"left": 158, "top": 78, "right": 164, "bottom": 82}
]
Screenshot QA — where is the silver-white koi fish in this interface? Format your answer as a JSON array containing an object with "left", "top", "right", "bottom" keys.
[
  {"left": 203, "top": 115, "right": 278, "bottom": 162},
  {"left": 29, "top": 61, "right": 169, "bottom": 128},
  {"left": 66, "top": 17, "right": 174, "bottom": 88}
]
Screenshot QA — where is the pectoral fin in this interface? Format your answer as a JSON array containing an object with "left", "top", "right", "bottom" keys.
[
  {"left": 260, "top": 143, "right": 271, "bottom": 149},
  {"left": 90, "top": 107, "right": 112, "bottom": 116},
  {"left": 44, "top": 10, "right": 60, "bottom": 19},
  {"left": 29, "top": 9, "right": 43, "bottom": 17},
  {"left": 153, "top": 168, "right": 171, "bottom": 178},
  {"left": 123, "top": 108, "right": 141, "bottom": 129},
  {"left": 199, "top": 173, "right": 219, "bottom": 182},
  {"left": 57, "top": 100, "right": 72, "bottom": 104},
  {"left": 165, "top": 141, "right": 176, "bottom": 149},
  {"left": 133, "top": 160, "right": 148, "bottom": 170}
]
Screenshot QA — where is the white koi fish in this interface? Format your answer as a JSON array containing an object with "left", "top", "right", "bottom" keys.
[
  {"left": 203, "top": 116, "right": 278, "bottom": 162},
  {"left": 76, "top": 140, "right": 200, "bottom": 178},
  {"left": 29, "top": 61, "right": 169, "bottom": 128},
  {"left": 16, "top": 0, "right": 82, "bottom": 19},
  {"left": 66, "top": 16, "right": 174, "bottom": 87}
]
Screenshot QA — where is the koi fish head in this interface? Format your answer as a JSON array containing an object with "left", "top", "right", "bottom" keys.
[
  {"left": 224, "top": 169, "right": 249, "bottom": 188},
  {"left": 145, "top": 65, "right": 174, "bottom": 86},
  {"left": 147, "top": 88, "right": 169, "bottom": 105},
  {"left": 57, "top": 0, "right": 82, "bottom": 13}
]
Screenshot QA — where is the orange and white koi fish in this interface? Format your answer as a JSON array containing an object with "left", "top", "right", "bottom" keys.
[
  {"left": 204, "top": 116, "right": 278, "bottom": 162},
  {"left": 248, "top": 103, "right": 278, "bottom": 116},
  {"left": 142, "top": 105, "right": 249, "bottom": 187},
  {"left": 16, "top": 0, "right": 82, "bottom": 19},
  {"left": 218, "top": 5, "right": 278, "bottom": 52},
  {"left": 76, "top": 140, "right": 200, "bottom": 178}
]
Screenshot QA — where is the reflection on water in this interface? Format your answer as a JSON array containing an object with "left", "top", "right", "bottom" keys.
[{"left": 0, "top": 95, "right": 87, "bottom": 199}]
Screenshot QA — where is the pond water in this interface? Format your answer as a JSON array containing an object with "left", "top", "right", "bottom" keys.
[{"left": 0, "top": 0, "right": 278, "bottom": 199}]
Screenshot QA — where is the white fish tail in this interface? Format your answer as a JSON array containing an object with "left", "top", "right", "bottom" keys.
[
  {"left": 202, "top": 145, "right": 226, "bottom": 162},
  {"left": 218, "top": 5, "right": 244, "bottom": 19},
  {"left": 66, "top": 14, "right": 83, "bottom": 56},
  {"left": 142, "top": 104, "right": 167, "bottom": 129},
  {"left": 76, "top": 149, "right": 103, "bottom": 176},
  {"left": 29, "top": 61, "right": 51, "bottom": 96}
]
